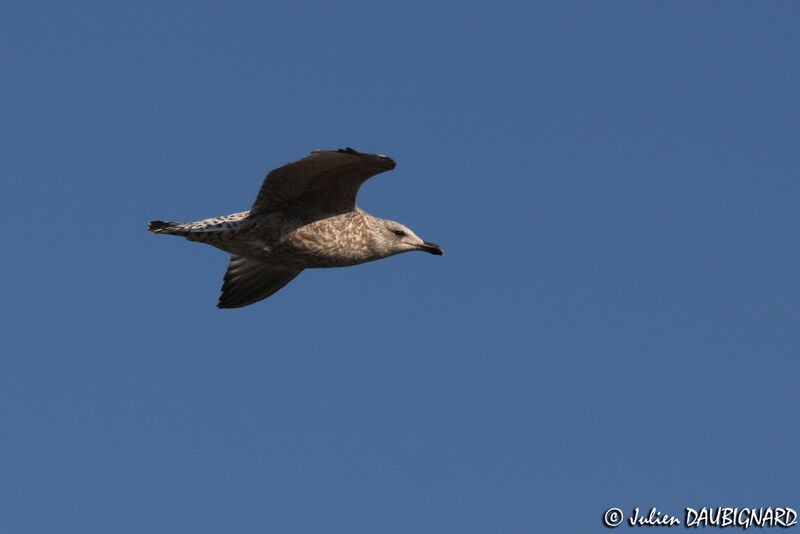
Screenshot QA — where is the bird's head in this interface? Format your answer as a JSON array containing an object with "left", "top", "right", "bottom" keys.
[{"left": 371, "top": 219, "right": 444, "bottom": 258}]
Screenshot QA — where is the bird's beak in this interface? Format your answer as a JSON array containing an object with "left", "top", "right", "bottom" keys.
[{"left": 417, "top": 241, "right": 444, "bottom": 256}]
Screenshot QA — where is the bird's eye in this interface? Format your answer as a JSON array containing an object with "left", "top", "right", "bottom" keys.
[{"left": 393, "top": 229, "right": 406, "bottom": 237}]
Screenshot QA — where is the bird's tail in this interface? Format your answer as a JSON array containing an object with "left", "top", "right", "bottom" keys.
[{"left": 148, "top": 220, "right": 190, "bottom": 236}]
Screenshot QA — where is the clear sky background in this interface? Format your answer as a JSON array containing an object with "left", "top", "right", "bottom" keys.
[{"left": 3, "top": 2, "right": 799, "bottom": 532}]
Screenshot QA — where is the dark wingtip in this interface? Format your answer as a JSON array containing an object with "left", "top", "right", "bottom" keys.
[
  {"left": 337, "top": 147, "right": 396, "bottom": 169},
  {"left": 217, "top": 296, "right": 243, "bottom": 309}
]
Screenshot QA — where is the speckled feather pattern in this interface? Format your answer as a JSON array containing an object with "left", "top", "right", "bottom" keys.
[
  {"left": 148, "top": 148, "right": 442, "bottom": 307},
  {"left": 178, "top": 208, "right": 378, "bottom": 268}
]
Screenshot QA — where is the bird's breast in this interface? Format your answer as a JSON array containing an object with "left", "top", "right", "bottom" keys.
[{"left": 276, "top": 216, "right": 372, "bottom": 268}]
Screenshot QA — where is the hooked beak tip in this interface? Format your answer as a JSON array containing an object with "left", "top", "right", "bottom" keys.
[{"left": 419, "top": 241, "right": 444, "bottom": 256}]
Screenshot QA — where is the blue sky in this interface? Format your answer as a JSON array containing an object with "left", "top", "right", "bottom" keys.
[{"left": 3, "top": 2, "right": 799, "bottom": 532}]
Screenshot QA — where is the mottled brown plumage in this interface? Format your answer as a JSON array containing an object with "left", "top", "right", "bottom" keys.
[{"left": 149, "top": 148, "right": 443, "bottom": 308}]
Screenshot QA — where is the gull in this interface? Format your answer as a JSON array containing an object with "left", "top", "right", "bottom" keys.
[{"left": 148, "top": 148, "right": 443, "bottom": 308}]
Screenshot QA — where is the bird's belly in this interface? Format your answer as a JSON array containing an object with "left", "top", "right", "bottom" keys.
[
  {"left": 202, "top": 214, "right": 373, "bottom": 268},
  {"left": 271, "top": 242, "right": 369, "bottom": 268}
]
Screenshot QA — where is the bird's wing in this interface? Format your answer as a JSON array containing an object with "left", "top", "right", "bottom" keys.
[
  {"left": 250, "top": 148, "right": 396, "bottom": 217},
  {"left": 217, "top": 255, "right": 303, "bottom": 308}
]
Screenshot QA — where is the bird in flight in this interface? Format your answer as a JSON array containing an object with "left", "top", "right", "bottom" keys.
[{"left": 148, "top": 148, "right": 443, "bottom": 308}]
